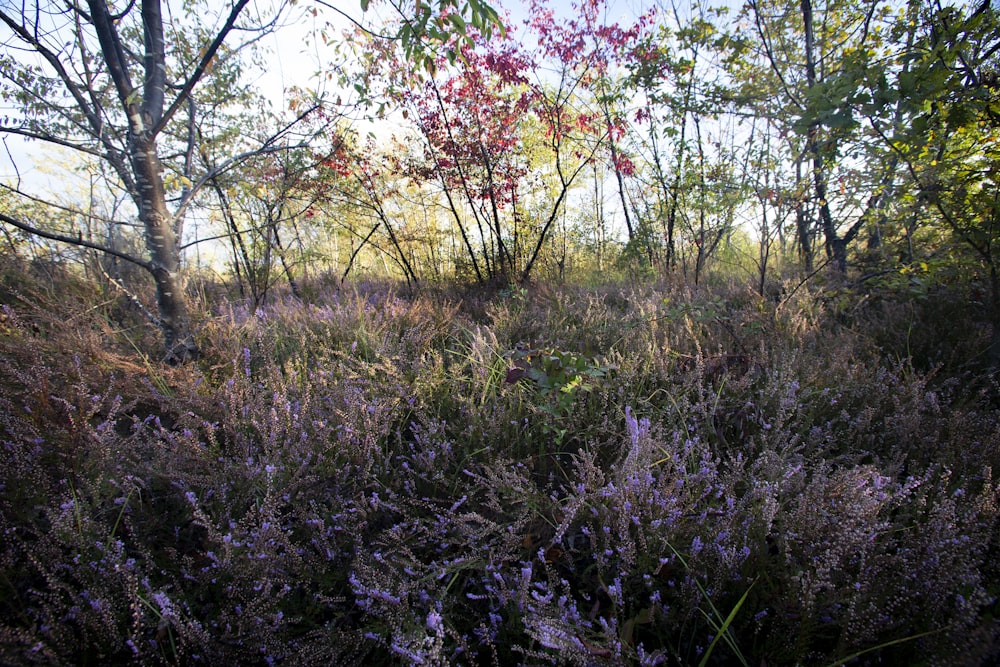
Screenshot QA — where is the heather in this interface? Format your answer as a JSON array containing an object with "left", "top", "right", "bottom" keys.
[{"left": 1, "top": 261, "right": 998, "bottom": 666}]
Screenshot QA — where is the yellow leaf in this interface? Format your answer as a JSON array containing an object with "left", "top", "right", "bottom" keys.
[{"left": 198, "top": 47, "right": 214, "bottom": 75}]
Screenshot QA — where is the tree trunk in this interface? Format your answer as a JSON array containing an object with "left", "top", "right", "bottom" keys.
[
  {"left": 132, "top": 134, "right": 199, "bottom": 363},
  {"left": 794, "top": 157, "right": 814, "bottom": 271},
  {"left": 89, "top": 0, "right": 200, "bottom": 362},
  {"left": 801, "top": 0, "right": 845, "bottom": 274}
]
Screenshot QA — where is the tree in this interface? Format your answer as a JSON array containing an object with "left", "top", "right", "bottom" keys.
[
  {"left": 742, "top": 0, "right": 898, "bottom": 274},
  {"left": 628, "top": 10, "right": 698, "bottom": 272},
  {"left": 632, "top": 1, "right": 746, "bottom": 279},
  {"left": 0, "top": 0, "right": 286, "bottom": 362},
  {"left": 848, "top": 0, "right": 1000, "bottom": 362},
  {"left": 328, "top": 137, "right": 423, "bottom": 288},
  {"left": 401, "top": 39, "right": 535, "bottom": 284},
  {"left": 530, "top": 0, "right": 657, "bottom": 269},
  {"left": 198, "top": 105, "right": 349, "bottom": 306},
  {"left": 1, "top": 0, "right": 502, "bottom": 362},
  {"left": 354, "top": 17, "right": 601, "bottom": 285}
]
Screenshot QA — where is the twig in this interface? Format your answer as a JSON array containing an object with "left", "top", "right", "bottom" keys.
[
  {"left": 97, "top": 264, "right": 162, "bottom": 328},
  {"left": 777, "top": 257, "right": 833, "bottom": 313}
]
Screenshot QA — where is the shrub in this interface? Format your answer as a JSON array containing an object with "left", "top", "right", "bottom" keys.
[{"left": 2, "top": 271, "right": 998, "bottom": 665}]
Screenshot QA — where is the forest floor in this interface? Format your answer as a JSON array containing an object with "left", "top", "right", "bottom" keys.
[{"left": 1, "top": 256, "right": 998, "bottom": 665}]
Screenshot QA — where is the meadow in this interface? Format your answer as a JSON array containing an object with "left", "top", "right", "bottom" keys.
[{"left": 1, "top": 257, "right": 998, "bottom": 665}]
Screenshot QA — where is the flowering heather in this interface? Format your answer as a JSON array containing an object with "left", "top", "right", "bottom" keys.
[{"left": 1, "top": 267, "right": 999, "bottom": 664}]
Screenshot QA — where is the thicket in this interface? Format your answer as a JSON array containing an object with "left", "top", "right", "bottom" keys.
[{"left": 1, "top": 254, "right": 998, "bottom": 665}]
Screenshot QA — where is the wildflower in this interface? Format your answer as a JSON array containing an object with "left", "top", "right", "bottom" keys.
[{"left": 691, "top": 536, "right": 703, "bottom": 556}]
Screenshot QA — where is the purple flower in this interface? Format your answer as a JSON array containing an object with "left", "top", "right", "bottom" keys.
[
  {"left": 691, "top": 536, "right": 703, "bottom": 556},
  {"left": 625, "top": 405, "right": 651, "bottom": 451}
]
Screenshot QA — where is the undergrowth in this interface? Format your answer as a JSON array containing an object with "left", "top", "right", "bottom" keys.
[{"left": 1, "top": 259, "right": 998, "bottom": 665}]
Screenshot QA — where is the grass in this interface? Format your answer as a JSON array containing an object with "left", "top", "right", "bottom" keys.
[{"left": 0, "top": 256, "right": 998, "bottom": 665}]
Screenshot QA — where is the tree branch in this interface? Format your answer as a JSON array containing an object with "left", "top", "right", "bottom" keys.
[
  {"left": 0, "top": 6, "right": 131, "bottom": 185},
  {"left": 171, "top": 104, "right": 322, "bottom": 222},
  {"left": 0, "top": 126, "right": 105, "bottom": 160},
  {"left": 0, "top": 211, "right": 151, "bottom": 271},
  {"left": 87, "top": 0, "right": 137, "bottom": 112},
  {"left": 314, "top": 0, "right": 396, "bottom": 41},
  {"left": 150, "top": 0, "right": 251, "bottom": 138},
  {"left": 141, "top": 0, "right": 166, "bottom": 126}
]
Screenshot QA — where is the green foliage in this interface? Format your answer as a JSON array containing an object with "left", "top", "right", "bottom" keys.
[
  {"left": 509, "top": 345, "right": 609, "bottom": 444},
  {"left": 363, "top": 0, "right": 504, "bottom": 77}
]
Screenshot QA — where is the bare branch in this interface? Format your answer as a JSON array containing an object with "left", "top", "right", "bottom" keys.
[
  {"left": 171, "top": 103, "right": 323, "bottom": 221},
  {"left": 2, "top": 138, "right": 24, "bottom": 191},
  {"left": 0, "top": 211, "right": 151, "bottom": 270},
  {"left": 178, "top": 212, "right": 308, "bottom": 251},
  {"left": 0, "top": 6, "right": 128, "bottom": 178},
  {"left": 0, "top": 126, "right": 105, "bottom": 159},
  {"left": 314, "top": 0, "right": 396, "bottom": 41},
  {"left": 151, "top": 0, "right": 251, "bottom": 137},
  {"left": 1, "top": 182, "right": 117, "bottom": 222}
]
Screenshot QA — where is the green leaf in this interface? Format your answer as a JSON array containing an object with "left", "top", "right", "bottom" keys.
[
  {"left": 698, "top": 579, "right": 756, "bottom": 667},
  {"left": 826, "top": 109, "right": 856, "bottom": 130},
  {"left": 448, "top": 13, "right": 467, "bottom": 33}
]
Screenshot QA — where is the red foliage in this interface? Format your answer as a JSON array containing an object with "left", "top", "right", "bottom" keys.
[
  {"left": 402, "top": 37, "right": 540, "bottom": 209},
  {"left": 529, "top": 0, "right": 656, "bottom": 75},
  {"left": 321, "top": 146, "right": 354, "bottom": 179},
  {"left": 527, "top": 0, "right": 656, "bottom": 177}
]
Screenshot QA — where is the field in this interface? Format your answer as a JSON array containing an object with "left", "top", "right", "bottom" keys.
[{"left": 1, "top": 259, "right": 998, "bottom": 665}]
